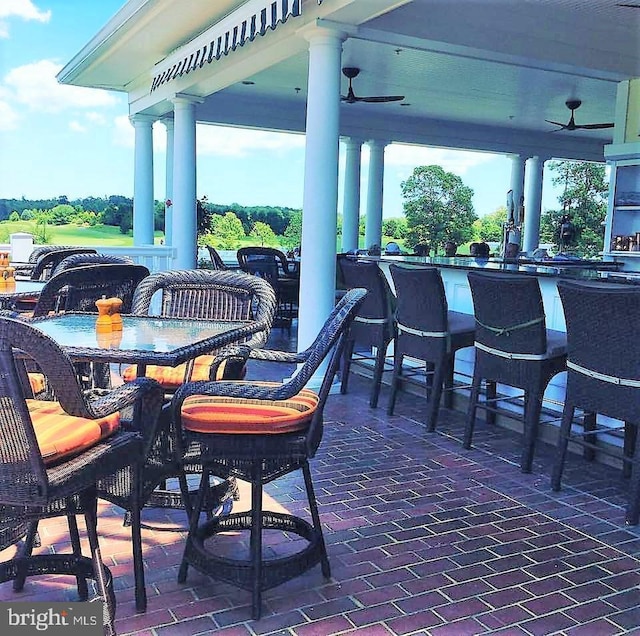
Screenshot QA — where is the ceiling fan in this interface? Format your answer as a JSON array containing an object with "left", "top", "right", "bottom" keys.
[
  {"left": 545, "top": 99, "right": 614, "bottom": 131},
  {"left": 341, "top": 67, "right": 405, "bottom": 104}
]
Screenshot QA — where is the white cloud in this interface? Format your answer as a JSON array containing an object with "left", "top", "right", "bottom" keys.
[
  {"left": 4, "top": 60, "right": 118, "bottom": 113},
  {"left": 85, "top": 111, "right": 107, "bottom": 125},
  {"left": 384, "top": 143, "right": 498, "bottom": 175},
  {"left": 197, "top": 124, "right": 305, "bottom": 157},
  {"left": 69, "top": 120, "right": 86, "bottom": 133},
  {"left": 0, "top": 0, "right": 51, "bottom": 38},
  {"left": 0, "top": 99, "right": 19, "bottom": 130}
]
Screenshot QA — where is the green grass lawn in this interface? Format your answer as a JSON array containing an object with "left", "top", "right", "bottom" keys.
[{"left": 0, "top": 221, "right": 164, "bottom": 246}]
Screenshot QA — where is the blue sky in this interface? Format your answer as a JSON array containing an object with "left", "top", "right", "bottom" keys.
[{"left": 0, "top": 0, "right": 565, "bottom": 218}]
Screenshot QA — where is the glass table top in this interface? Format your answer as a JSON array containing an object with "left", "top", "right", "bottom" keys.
[{"left": 31, "top": 313, "right": 257, "bottom": 366}]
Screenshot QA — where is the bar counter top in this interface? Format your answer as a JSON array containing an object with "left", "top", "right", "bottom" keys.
[{"left": 358, "top": 254, "right": 636, "bottom": 283}]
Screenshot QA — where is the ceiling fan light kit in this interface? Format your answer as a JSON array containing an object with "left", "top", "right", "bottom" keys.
[
  {"left": 545, "top": 99, "right": 614, "bottom": 132},
  {"left": 341, "top": 66, "right": 405, "bottom": 104}
]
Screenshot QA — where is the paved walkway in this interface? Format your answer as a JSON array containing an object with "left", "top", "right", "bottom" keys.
[{"left": 1, "top": 354, "right": 639, "bottom": 635}]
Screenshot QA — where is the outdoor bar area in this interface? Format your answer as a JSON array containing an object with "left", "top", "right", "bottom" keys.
[{"left": 2, "top": 1, "right": 640, "bottom": 635}]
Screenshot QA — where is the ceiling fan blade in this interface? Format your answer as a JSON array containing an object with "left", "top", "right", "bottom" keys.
[
  {"left": 575, "top": 122, "right": 615, "bottom": 129},
  {"left": 545, "top": 119, "right": 567, "bottom": 127},
  {"left": 359, "top": 95, "right": 405, "bottom": 103}
]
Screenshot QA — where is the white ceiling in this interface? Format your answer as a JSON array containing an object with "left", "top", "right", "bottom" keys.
[{"left": 60, "top": 0, "right": 640, "bottom": 161}]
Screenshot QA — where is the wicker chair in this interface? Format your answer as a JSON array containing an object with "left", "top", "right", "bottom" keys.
[
  {"left": 52, "top": 252, "right": 134, "bottom": 276},
  {"left": 338, "top": 258, "right": 396, "bottom": 408},
  {"left": 29, "top": 248, "right": 98, "bottom": 281},
  {"left": 237, "top": 246, "right": 299, "bottom": 329},
  {"left": 0, "top": 315, "right": 164, "bottom": 622},
  {"left": 387, "top": 264, "right": 475, "bottom": 429},
  {"left": 31, "top": 263, "right": 149, "bottom": 318},
  {"left": 206, "top": 245, "right": 228, "bottom": 270},
  {"left": 113, "top": 269, "right": 277, "bottom": 524},
  {"left": 172, "top": 288, "right": 367, "bottom": 619},
  {"left": 464, "top": 271, "right": 567, "bottom": 473},
  {"left": 13, "top": 245, "right": 78, "bottom": 280},
  {"left": 552, "top": 280, "right": 640, "bottom": 525}
]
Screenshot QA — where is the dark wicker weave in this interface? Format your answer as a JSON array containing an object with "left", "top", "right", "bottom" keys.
[
  {"left": 104, "top": 269, "right": 277, "bottom": 523},
  {"left": 172, "top": 287, "right": 368, "bottom": 619},
  {"left": 552, "top": 280, "right": 640, "bottom": 525},
  {"left": 13, "top": 245, "right": 79, "bottom": 280},
  {"left": 387, "top": 264, "right": 475, "bottom": 429},
  {"left": 338, "top": 258, "right": 396, "bottom": 407},
  {"left": 32, "top": 263, "right": 150, "bottom": 318},
  {"left": 206, "top": 245, "right": 228, "bottom": 270},
  {"left": 465, "top": 271, "right": 567, "bottom": 473},
  {"left": 0, "top": 315, "right": 164, "bottom": 623},
  {"left": 237, "top": 246, "right": 299, "bottom": 329},
  {"left": 29, "top": 248, "right": 98, "bottom": 281},
  {"left": 52, "top": 252, "right": 134, "bottom": 276}
]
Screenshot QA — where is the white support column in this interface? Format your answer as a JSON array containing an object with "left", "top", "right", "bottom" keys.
[
  {"left": 523, "top": 156, "right": 546, "bottom": 254},
  {"left": 130, "top": 114, "right": 155, "bottom": 246},
  {"left": 509, "top": 153, "right": 527, "bottom": 226},
  {"left": 365, "top": 140, "right": 386, "bottom": 250},
  {"left": 298, "top": 28, "right": 344, "bottom": 351},
  {"left": 171, "top": 95, "right": 202, "bottom": 269},
  {"left": 341, "top": 137, "right": 363, "bottom": 253},
  {"left": 162, "top": 117, "right": 174, "bottom": 246}
]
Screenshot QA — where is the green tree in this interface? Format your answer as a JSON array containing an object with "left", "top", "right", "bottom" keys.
[
  {"left": 249, "top": 221, "right": 277, "bottom": 246},
  {"left": 208, "top": 212, "right": 246, "bottom": 249},
  {"left": 382, "top": 217, "right": 407, "bottom": 239},
  {"left": 401, "top": 165, "right": 477, "bottom": 255},
  {"left": 473, "top": 206, "right": 506, "bottom": 242},
  {"left": 282, "top": 210, "right": 302, "bottom": 250},
  {"left": 539, "top": 160, "right": 608, "bottom": 257},
  {"left": 8, "top": 212, "right": 19, "bottom": 222}
]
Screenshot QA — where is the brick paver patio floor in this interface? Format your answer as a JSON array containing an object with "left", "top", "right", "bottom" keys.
[{"left": 1, "top": 332, "right": 639, "bottom": 635}]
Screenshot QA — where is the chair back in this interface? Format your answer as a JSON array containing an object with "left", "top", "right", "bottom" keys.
[
  {"left": 467, "top": 271, "right": 548, "bottom": 356},
  {"left": 131, "top": 269, "right": 277, "bottom": 349},
  {"left": 237, "top": 246, "right": 294, "bottom": 277},
  {"left": 0, "top": 316, "right": 92, "bottom": 505},
  {"left": 390, "top": 264, "right": 449, "bottom": 357},
  {"left": 338, "top": 258, "right": 395, "bottom": 347},
  {"left": 53, "top": 253, "right": 134, "bottom": 276},
  {"left": 32, "top": 264, "right": 150, "bottom": 317},
  {"left": 206, "top": 246, "right": 228, "bottom": 270},
  {"left": 30, "top": 248, "right": 98, "bottom": 281},
  {"left": 558, "top": 279, "right": 640, "bottom": 423}
]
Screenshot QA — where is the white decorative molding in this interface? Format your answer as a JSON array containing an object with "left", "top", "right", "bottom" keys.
[{"left": 151, "top": 0, "right": 301, "bottom": 92}]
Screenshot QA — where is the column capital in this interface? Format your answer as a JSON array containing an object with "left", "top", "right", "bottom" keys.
[
  {"left": 129, "top": 113, "right": 156, "bottom": 126},
  {"left": 171, "top": 93, "right": 205, "bottom": 106},
  {"left": 297, "top": 22, "right": 346, "bottom": 45},
  {"left": 342, "top": 136, "right": 364, "bottom": 148},
  {"left": 367, "top": 139, "right": 389, "bottom": 149},
  {"left": 160, "top": 115, "right": 175, "bottom": 130}
]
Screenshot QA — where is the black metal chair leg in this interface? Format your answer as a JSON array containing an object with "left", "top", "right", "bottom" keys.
[
  {"left": 130, "top": 464, "right": 146, "bottom": 612},
  {"left": 302, "top": 461, "right": 330, "bottom": 578},
  {"left": 583, "top": 412, "right": 597, "bottom": 461},
  {"left": 623, "top": 422, "right": 637, "bottom": 479},
  {"left": 521, "top": 392, "right": 542, "bottom": 474},
  {"left": 387, "top": 353, "right": 403, "bottom": 415},
  {"left": 485, "top": 381, "right": 497, "bottom": 426},
  {"left": 370, "top": 346, "right": 387, "bottom": 408},
  {"left": 426, "top": 363, "right": 445, "bottom": 432},
  {"left": 463, "top": 373, "right": 482, "bottom": 449},
  {"left": 340, "top": 340, "right": 355, "bottom": 395},
  {"left": 551, "top": 404, "right": 575, "bottom": 491},
  {"left": 626, "top": 424, "right": 640, "bottom": 525},
  {"left": 250, "top": 461, "right": 264, "bottom": 621}
]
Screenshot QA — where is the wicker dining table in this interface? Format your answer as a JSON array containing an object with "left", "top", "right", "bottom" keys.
[{"left": 0, "top": 280, "right": 46, "bottom": 310}]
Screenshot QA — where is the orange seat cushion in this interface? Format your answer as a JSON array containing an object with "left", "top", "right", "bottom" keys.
[
  {"left": 28, "top": 373, "right": 47, "bottom": 395},
  {"left": 27, "top": 399, "right": 120, "bottom": 466},
  {"left": 122, "top": 355, "right": 229, "bottom": 389},
  {"left": 181, "top": 383, "right": 319, "bottom": 435}
]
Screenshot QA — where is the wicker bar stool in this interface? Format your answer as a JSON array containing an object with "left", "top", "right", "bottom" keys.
[
  {"left": 172, "top": 288, "right": 367, "bottom": 619},
  {"left": 387, "top": 264, "right": 475, "bottom": 429},
  {"left": 338, "top": 258, "right": 396, "bottom": 408},
  {"left": 552, "top": 280, "right": 640, "bottom": 525},
  {"left": 465, "top": 271, "right": 567, "bottom": 473}
]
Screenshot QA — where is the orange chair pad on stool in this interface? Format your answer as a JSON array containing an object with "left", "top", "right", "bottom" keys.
[
  {"left": 122, "top": 355, "right": 232, "bottom": 390},
  {"left": 181, "top": 383, "right": 319, "bottom": 435},
  {"left": 27, "top": 399, "right": 120, "bottom": 466}
]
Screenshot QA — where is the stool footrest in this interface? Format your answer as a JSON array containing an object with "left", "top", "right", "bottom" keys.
[{"left": 184, "top": 511, "right": 324, "bottom": 592}]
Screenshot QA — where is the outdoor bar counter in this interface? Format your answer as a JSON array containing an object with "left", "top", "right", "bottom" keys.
[{"left": 354, "top": 254, "right": 631, "bottom": 442}]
